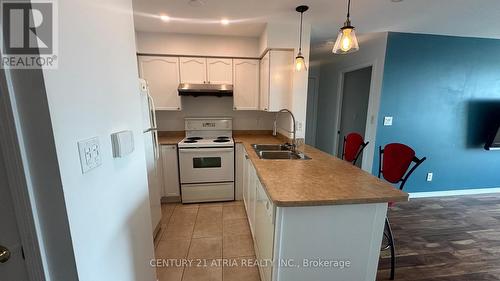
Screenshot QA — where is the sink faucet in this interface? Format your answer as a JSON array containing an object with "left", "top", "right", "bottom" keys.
[{"left": 273, "top": 109, "right": 297, "bottom": 153}]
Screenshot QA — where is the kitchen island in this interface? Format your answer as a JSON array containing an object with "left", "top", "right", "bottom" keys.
[{"left": 234, "top": 134, "right": 408, "bottom": 281}]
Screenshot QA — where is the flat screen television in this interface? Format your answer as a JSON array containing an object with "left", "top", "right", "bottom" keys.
[{"left": 485, "top": 126, "right": 500, "bottom": 150}]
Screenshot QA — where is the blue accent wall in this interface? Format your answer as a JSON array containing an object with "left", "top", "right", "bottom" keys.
[{"left": 374, "top": 32, "right": 500, "bottom": 192}]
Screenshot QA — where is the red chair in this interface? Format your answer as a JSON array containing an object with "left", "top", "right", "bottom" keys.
[
  {"left": 378, "top": 143, "right": 426, "bottom": 280},
  {"left": 342, "top": 133, "right": 369, "bottom": 166}
]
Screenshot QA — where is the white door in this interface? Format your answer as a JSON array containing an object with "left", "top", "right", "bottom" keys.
[
  {"left": 180, "top": 57, "right": 207, "bottom": 84},
  {"left": 0, "top": 148, "right": 29, "bottom": 281},
  {"left": 138, "top": 56, "right": 181, "bottom": 111},
  {"left": 233, "top": 59, "right": 259, "bottom": 110},
  {"left": 207, "top": 58, "right": 232, "bottom": 84},
  {"left": 161, "top": 145, "right": 180, "bottom": 197},
  {"left": 259, "top": 52, "right": 270, "bottom": 111}
]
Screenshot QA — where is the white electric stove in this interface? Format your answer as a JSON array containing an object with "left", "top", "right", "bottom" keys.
[{"left": 178, "top": 118, "right": 235, "bottom": 203}]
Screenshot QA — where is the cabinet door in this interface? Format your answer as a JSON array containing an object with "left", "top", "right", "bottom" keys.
[
  {"left": 247, "top": 159, "right": 257, "bottom": 234},
  {"left": 233, "top": 59, "right": 260, "bottom": 110},
  {"left": 180, "top": 57, "right": 207, "bottom": 84},
  {"left": 268, "top": 50, "right": 293, "bottom": 112},
  {"left": 235, "top": 143, "right": 246, "bottom": 201},
  {"left": 161, "top": 145, "right": 180, "bottom": 197},
  {"left": 207, "top": 58, "right": 233, "bottom": 84},
  {"left": 255, "top": 180, "right": 274, "bottom": 281},
  {"left": 138, "top": 56, "right": 181, "bottom": 111},
  {"left": 259, "top": 52, "right": 270, "bottom": 111}
]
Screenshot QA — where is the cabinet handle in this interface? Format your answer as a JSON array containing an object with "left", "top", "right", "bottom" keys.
[
  {"left": 245, "top": 155, "right": 249, "bottom": 159},
  {"left": 234, "top": 107, "right": 237, "bottom": 110}
]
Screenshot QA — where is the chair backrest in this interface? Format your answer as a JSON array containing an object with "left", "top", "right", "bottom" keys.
[
  {"left": 378, "top": 143, "right": 426, "bottom": 190},
  {"left": 343, "top": 133, "right": 369, "bottom": 165}
]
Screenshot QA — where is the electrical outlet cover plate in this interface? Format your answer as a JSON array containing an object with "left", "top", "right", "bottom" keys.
[
  {"left": 78, "top": 137, "right": 102, "bottom": 174},
  {"left": 427, "top": 172, "right": 433, "bottom": 182}
]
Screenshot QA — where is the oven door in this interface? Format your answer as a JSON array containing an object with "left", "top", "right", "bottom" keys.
[{"left": 179, "top": 147, "right": 234, "bottom": 184}]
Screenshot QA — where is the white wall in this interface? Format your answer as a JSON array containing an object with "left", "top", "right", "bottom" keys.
[
  {"left": 156, "top": 97, "right": 275, "bottom": 131},
  {"left": 313, "top": 32, "right": 388, "bottom": 172},
  {"left": 41, "top": 1, "right": 156, "bottom": 281},
  {"left": 136, "top": 32, "right": 260, "bottom": 58}
]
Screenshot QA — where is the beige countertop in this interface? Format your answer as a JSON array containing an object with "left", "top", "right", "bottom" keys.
[
  {"left": 158, "top": 131, "right": 184, "bottom": 145},
  {"left": 234, "top": 134, "right": 409, "bottom": 207}
]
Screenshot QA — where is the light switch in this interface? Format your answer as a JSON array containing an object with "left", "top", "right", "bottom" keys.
[
  {"left": 78, "top": 137, "right": 102, "bottom": 174},
  {"left": 426, "top": 172, "right": 433, "bottom": 182},
  {"left": 384, "top": 116, "right": 393, "bottom": 126}
]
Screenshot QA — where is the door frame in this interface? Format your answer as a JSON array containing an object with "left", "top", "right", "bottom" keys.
[
  {"left": 0, "top": 66, "right": 47, "bottom": 280},
  {"left": 306, "top": 76, "right": 319, "bottom": 146},
  {"left": 334, "top": 60, "right": 379, "bottom": 172}
]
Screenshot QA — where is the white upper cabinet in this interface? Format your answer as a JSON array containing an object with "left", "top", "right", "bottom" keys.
[
  {"left": 138, "top": 56, "right": 181, "bottom": 111},
  {"left": 180, "top": 57, "right": 207, "bottom": 84},
  {"left": 259, "top": 52, "right": 270, "bottom": 111},
  {"left": 233, "top": 59, "right": 260, "bottom": 110},
  {"left": 180, "top": 57, "right": 233, "bottom": 85},
  {"left": 259, "top": 50, "right": 294, "bottom": 112},
  {"left": 207, "top": 58, "right": 233, "bottom": 84}
]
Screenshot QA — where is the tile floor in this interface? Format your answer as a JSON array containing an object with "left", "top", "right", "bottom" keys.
[{"left": 155, "top": 201, "right": 261, "bottom": 281}]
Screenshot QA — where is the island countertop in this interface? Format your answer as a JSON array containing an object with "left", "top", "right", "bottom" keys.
[{"left": 234, "top": 134, "right": 409, "bottom": 207}]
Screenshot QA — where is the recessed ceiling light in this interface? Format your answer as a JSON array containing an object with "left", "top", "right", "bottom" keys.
[
  {"left": 160, "top": 15, "right": 170, "bottom": 22},
  {"left": 188, "top": 0, "right": 205, "bottom": 7},
  {"left": 220, "top": 18, "right": 229, "bottom": 25}
]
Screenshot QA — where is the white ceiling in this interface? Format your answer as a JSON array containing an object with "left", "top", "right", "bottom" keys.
[{"left": 132, "top": 0, "right": 500, "bottom": 43}]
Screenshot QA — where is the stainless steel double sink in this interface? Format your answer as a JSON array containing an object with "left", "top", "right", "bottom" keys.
[{"left": 251, "top": 144, "right": 311, "bottom": 160}]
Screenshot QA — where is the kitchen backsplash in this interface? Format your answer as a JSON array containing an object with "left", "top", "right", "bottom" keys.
[{"left": 155, "top": 96, "right": 278, "bottom": 131}]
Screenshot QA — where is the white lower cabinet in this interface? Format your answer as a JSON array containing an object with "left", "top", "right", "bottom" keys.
[
  {"left": 240, "top": 146, "right": 275, "bottom": 281},
  {"left": 161, "top": 145, "right": 180, "bottom": 198},
  {"left": 254, "top": 179, "right": 275, "bottom": 281}
]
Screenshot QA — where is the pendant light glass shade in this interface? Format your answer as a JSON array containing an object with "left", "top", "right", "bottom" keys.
[
  {"left": 295, "top": 53, "right": 306, "bottom": 71},
  {"left": 295, "top": 5, "right": 308, "bottom": 71},
  {"left": 332, "top": 21, "right": 359, "bottom": 54},
  {"left": 333, "top": 0, "right": 359, "bottom": 55}
]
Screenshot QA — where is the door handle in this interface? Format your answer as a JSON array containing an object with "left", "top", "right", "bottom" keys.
[{"left": 0, "top": 245, "right": 11, "bottom": 263}]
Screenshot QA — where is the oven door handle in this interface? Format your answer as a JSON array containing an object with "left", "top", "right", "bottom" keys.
[{"left": 179, "top": 148, "right": 234, "bottom": 153}]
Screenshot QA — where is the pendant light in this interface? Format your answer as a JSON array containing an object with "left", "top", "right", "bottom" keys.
[
  {"left": 332, "top": 0, "right": 359, "bottom": 54},
  {"left": 295, "top": 5, "right": 308, "bottom": 71}
]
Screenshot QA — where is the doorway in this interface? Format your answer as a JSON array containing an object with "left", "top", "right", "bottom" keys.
[
  {"left": 0, "top": 143, "right": 29, "bottom": 281},
  {"left": 337, "top": 66, "right": 372, "bottom": 167}
]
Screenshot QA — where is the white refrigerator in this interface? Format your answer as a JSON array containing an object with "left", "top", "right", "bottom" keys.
[{"left": 139, "top": 78, "right": 162, "bottom": 235}]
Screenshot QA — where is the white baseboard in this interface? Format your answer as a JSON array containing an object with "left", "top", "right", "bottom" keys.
[{"left": 409, "top": 187, "right": 500, "bottom": 198}]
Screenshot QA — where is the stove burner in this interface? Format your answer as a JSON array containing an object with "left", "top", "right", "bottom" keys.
[
  {"left": 184, "top": 140, "right": 198, "bottom": 143},
  {"left": 216, "top": 136, "right": 230, "bottom": 140},
  {"left": 187, "top": 137, "right": 203, "bottom": 141},
  {"left": 213, "top": 139, "right": 230, "bottom": 143}
]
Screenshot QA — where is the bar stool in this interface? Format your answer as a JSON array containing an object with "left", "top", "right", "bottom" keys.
[
  {"left": 342, "top": 133, "right": 369, "bottom": 166},
  {"left": 378, "top": 143, "right": 426, "bottom": 280}
]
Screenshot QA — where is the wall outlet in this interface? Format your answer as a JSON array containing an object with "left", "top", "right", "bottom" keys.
[
  {"left": 296, "top": 121, "right": 303, "bottom": 132},
  {"left": 384, "top": 116, "right": 393, "bottom": 126},
  {"left": 426, "top": 172, "right": 433, "bottom": 182},
  {"left": 78, "top": 137, "right": 102, "bottom": 174}
]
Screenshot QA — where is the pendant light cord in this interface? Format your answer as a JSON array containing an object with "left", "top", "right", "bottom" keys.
[
  {"left": 298, "top": 11, "right": 303, "bottom": 52},
  {"left": 347, "top": 0, "right": 351, "bottom": 19}
]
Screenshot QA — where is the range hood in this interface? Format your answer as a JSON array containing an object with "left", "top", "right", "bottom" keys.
[
  {"left": 178, "top": 83, "right": 233, "bottom": 97},
  {"left": 485, "top": 126, "right": 500, "bottom": 150}
]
